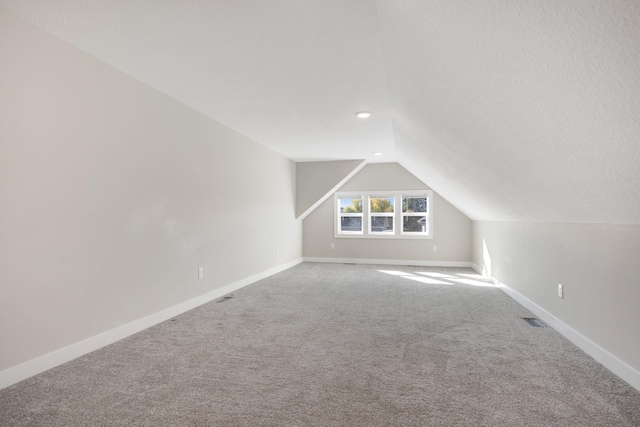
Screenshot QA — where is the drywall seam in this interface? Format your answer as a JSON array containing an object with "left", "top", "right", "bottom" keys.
[
  {"left": 470, "top": 265, "right": 640, "bottom": 393},
  {"left": 304, "top": 257, "right": 472, "bottom": 268},
  {"left": 296, "top": 160, "right": 367, "bottom": 220},
  {"left": 0, "top": 258, "right": 303, "bottom": 391}
]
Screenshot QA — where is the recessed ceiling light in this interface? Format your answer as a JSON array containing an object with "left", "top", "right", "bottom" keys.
[
  {"left": 374, "top": 152, "right": 382, "bottom": 156},
  {"left": 356, "top": 111, "right": 372, "bottom": 119}
]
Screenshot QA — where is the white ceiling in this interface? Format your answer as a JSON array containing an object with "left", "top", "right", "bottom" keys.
[{"left": 2, "top": 0, "right": 639, "bottom": 223}]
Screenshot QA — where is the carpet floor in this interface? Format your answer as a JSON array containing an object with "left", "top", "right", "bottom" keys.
[{"left": 1, "top": 263, "right": 639, "bottom": 426}]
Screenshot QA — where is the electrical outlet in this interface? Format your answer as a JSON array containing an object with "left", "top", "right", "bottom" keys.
[
  {"left": 433, "top": 245, "right": 438, "bottom": 252},
  {"left": 330, "top": 243, "right": 335, "bottom": 249},
  {"left": 198, "top": 267, "right": 204, "bottom": 279},
  {"left": 558, "top": 283, "right": 564, "bottom": 299}
]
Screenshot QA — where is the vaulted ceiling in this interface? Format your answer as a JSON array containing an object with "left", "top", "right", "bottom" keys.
[{"left": 2, "top": 1, "right": 639, "bottom": 223}]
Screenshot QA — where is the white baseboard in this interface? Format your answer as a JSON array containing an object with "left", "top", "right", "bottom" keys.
[
  {"left": 471, "top": 265, "right": 640, "bottom": 393},
  {"left": 0, "top": 258, "right": 303, "bottom": 391},
  {"left": 470, "top": 262, "right": 483, "bottom": 274},
  {"left": 304, "top": 257, "right": 473, "bottom": 268}
]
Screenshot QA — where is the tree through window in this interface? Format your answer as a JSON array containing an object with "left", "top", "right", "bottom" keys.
[
  {"left": 369, "top": 196, "right": 394, "bottom": 234},
  {"left": 338, "top": 196, "right": 363, "bottom": 234},
  {"left": 335, "top": 191, "right": 433, "bottom": 239},
  {"left": 402, "top": 195, "right": 428, "bottom": 234}
]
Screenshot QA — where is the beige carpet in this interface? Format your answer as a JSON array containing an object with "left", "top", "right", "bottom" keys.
[{"left": 1, "top": 263, "right": 639, "bottom": 426}]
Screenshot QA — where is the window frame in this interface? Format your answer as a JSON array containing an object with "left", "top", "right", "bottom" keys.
[
  {"left": 336, "top": 195, "right": 364, "bottom": 235},
  {"left": 368, "top": 194, "right": 396, "bottom": 235},
  {"left": 334, "top": 190, "right": 433, "bottom": 239},
  {"left": 400, "top": 194, "right": 430, "bottom": 237}
]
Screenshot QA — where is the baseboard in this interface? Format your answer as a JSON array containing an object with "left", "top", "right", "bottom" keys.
[
  {"left": 470, "top": 262, "right": 483, "bottom": 274},
  {"left": 0, "top": 258, "right": 303, "bottom": 391},
  {"left": 304, "top": 257, "right": 472, "bottom": 268},
  {"left": 476, "top": 270, "right": 640, "bottom": 393}
]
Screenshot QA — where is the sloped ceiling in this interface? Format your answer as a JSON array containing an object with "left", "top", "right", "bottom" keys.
[
  {"left": 1, "top": 1, "right": 639, "bottom": 223},
  {"left": 377, "top": 1, "right": 640, "bottom": 223}
]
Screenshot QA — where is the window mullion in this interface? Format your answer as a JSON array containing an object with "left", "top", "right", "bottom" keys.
[
  {"left": 396, "top": 195, "right": 401, "bottom": 236},
  {"left": 336, "top": 191, "right": 432, "bottom": 239},
  {"left": 364, "top": 195, "right": 370, "bottom": 235}
]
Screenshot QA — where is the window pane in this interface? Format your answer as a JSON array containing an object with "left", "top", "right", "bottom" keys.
[
  {"left": 403, "top": 216, "right": 427, "bottom": 233},
  {"left": 340, "top": 216, "right": 362, "bottom": 232},
  {"left": 339, "top": 197, "right": 362, "bottom": 213},
  {"left": 370, "top": 196, "right": 394, "bottom": 213},
  {"left": 371, "top": 216, "right": 394, "bottom": 232},
  {"left": 402, "top": 196, "right": 427, "bottom": 213}
]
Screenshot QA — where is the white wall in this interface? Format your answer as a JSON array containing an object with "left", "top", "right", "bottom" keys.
[
  {"left": 0, "top": 11, "right": 302, "bottom": 374},
  {"left": 472, "top": 221, "right": 640, "bottom": 389},
  {"left": 303, "top": 163, "right": 471, "bottom": 264}
]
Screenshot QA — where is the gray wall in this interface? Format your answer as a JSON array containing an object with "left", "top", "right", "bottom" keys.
[
  {"left": 295, "top": 159, "right": 364, "bottom": 218},
  {"left": 303, "top": 163, "right": 471, "bottom": 263},
  {"left": 0, "top": 11, "right": 302, "bottom": 372},
  {"left": 472, "top": 221, "right": 640, "bottom": 376}
]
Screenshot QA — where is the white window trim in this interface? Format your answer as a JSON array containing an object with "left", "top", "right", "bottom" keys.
[
  {"left": 336, "top": 195, "right": 364, "bottom": 235},
  {"left": 368, "top": 194, "right": 396, "bottom": 235},
  {"left": 334, "top": 190, "right": 433, "bottom": 239}
]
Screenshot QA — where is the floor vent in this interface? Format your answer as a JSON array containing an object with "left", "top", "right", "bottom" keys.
[
  {"left": 523, "top": 317, "right": 545, "bottom": 328},
  {"left": 216, "top": 295, "right": 234, "bottom": 303}
]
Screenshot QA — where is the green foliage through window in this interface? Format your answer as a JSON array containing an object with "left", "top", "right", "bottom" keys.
[
  {"left": 370, "top": 197, "right": 394, "bottom": 213},
  {"left": 336, "top": 191, "right": 432, "bottom": 238},
  {"left": 402, "top": 197, "right": 427, "bottom": 213},
  {"left": 340, "top": 197, "right": 362, "bottom": 213}
]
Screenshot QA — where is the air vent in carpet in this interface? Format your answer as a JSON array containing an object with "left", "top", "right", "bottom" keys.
[{"left": 523, "top": 317, "right": 545, "bottom": 328}]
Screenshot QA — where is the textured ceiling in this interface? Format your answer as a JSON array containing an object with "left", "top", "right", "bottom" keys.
[
  {"left": 377, "top": 0, "right": 640, "bottom": 222},
  {"left": 2, "top": 0, "right": 639, "bottom": 223}
]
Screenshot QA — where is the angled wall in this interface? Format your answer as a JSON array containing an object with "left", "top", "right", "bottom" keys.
[
  {"left": 295, "top": 159, "right": 365, "bottom": 219},
  {"left": 0, "top": 11, "right": 302, "bottom": 380},
  {"left": 303, "top": 163, "right": 471, "bottom": 264},
  {"left": 472, "top": 221, "right": 640, "bottom": 391}
]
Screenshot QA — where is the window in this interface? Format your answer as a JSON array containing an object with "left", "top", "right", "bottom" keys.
[
  {"left": 337, "top": 196, "right": 363, "bottom": 234},
  {"left": 402, "top": 195, "right": 428, "bottom": 235},
  {"left": 369, "top": 195, "right": 394, "bottom": 234},
  {"left": 335, "top": 190, "right": 433, "bottom": 239}
]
